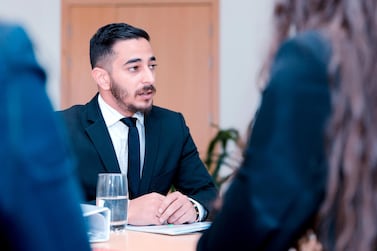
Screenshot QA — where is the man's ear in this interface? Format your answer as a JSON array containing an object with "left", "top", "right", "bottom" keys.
[{"left": 91, "top": 67, "right": 110, "bottom": 90}]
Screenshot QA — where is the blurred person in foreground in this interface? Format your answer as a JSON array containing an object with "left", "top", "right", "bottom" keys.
[
  {"left": 0, "top": 22, "right": 91, "bottom": 251},
  {"left": 197, "top": 0, "right": 377, "bottom": 250}
]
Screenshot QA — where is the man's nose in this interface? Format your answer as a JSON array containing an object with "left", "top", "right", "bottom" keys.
[{"left": 142, "top": 66, "right": 155, "bottom": 84}]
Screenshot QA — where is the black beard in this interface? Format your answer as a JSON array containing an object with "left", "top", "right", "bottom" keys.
[{"left": 110, "top": 81, "right": 156, "bottom": 114}]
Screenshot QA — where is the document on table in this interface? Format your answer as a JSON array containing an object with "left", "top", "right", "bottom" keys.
[{"left": 126, "top": 222, "right": 211, "bottom": 235}]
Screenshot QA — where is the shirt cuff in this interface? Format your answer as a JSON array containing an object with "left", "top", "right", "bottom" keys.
[{"left": 188, "top": 198, "right": 207, "bottom": 221}]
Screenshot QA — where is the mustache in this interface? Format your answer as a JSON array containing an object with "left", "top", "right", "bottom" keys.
[{"left": 136, "top": 85, "right": 156, "bottom": 95}]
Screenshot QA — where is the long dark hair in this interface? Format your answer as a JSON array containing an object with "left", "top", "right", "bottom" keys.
[{"left": 265, "top": 0, "right": 377, "bottom": 250}]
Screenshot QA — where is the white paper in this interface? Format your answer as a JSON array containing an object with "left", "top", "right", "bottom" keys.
[
  {"left": 126, "top": 221, "right": 211, "bottom": 235},
  {"left": 81, "top": 204, "right": 110, "bottom": 242}
]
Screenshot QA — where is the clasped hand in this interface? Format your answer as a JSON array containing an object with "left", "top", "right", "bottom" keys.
[{"left": 127, "top": 191, "right": 198, "bottom": 226}]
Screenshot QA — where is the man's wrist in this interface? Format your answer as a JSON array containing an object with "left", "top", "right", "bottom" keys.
[
  {"left": 192, "top": 202, "right": 200, "bottom": 222},
  {"left": 189, "top": 198, "right": 206, "bottom": 222}
]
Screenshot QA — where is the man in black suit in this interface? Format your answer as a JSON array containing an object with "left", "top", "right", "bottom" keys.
[{"left": 58, "top": 22, "right": 217, "bottom": 226}]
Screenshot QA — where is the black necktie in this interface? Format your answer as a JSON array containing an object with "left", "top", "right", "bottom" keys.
[{"left": 121, "top": 117, "right": 140, "bottom": 198}]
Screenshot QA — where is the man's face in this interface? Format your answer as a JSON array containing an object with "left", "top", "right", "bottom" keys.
[{"left": 103, "top": 38, "right": 157, "bottom": 115}]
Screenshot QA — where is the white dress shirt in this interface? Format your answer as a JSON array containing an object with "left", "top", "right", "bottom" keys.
[{"left": 98, "top": 95, "right": 145, "bottom": 176}]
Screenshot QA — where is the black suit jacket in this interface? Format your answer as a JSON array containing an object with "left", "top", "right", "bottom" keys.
[
  {"left": 197, "top": 31, "right": 332, "bottom": 250},
  {"left": 58, "top": 94, "right": 217, "bottom": 213}
]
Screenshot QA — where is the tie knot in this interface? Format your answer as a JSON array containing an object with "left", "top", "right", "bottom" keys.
[{"left": 121, "top": 117, "right": 137, "bottom": 127}]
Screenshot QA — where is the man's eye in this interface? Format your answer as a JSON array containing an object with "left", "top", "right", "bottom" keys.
[
  {"left": 128, "top": 66, "right": 139, "bottom": 72},
  {"left": 149, "top": 64, "right": 157, "bottom": 70}
]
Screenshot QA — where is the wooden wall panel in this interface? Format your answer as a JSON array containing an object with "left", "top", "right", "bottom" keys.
[{"left": 61, "top": 0, "right": 219, "bottom": 156}]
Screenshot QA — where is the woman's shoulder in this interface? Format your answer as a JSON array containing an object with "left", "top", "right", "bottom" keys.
[
  {"left": 267, "top": 30, "right": 332, "bottom": 100},
  {"left": 282, "top": 30, "right": 332, "bottom": 66}
]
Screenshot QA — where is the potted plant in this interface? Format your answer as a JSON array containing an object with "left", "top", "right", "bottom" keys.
[{"left": 204, "top": 124, "right": 243, "bottom": 189}]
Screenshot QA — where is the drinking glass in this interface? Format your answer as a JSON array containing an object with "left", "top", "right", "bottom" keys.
[{"left": 96, "top": 173, "right": 128, "bottom": 232}]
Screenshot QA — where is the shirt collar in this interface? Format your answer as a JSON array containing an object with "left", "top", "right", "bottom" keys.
[{"left": 98, "top": 94, "right": 144, "bottom": 127}]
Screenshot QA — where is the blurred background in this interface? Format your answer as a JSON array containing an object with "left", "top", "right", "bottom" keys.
[{"left": 0, "top": 0, "right": 275, "bottom": 160}]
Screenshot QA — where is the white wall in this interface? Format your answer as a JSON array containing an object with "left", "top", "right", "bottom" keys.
[
  {"left": 0, "top": 0, "right": 61, "bottom": 108},
  {"left": 0, "top": 0, "right": 275, "bottom": 138},
  {"left": 220, "top": 0, "right": 274, "bottom": 139}
]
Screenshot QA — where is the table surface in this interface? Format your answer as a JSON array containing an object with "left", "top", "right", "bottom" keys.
[{"left": 92, "top": 230, "right": 201, "bottom": 251}]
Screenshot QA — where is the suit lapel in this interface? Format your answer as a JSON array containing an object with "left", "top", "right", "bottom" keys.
[
  {"left": 138, "top": 107, "right": 161, "bottom": 194},
  {"left": 84, "top": 95, "right": 120, "bottom": 173}
]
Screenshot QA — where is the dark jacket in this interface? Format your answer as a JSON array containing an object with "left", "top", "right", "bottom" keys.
[
  {"left": 197, "top": 31, "right": 332, "bottom": 250},
  {"left": 58, "top": 94, "right": 217, "bottom": 214},
  {"left": 0, "top": 23, "right": 91, "bottom": 251}
]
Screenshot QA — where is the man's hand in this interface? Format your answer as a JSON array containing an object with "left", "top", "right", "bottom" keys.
[
  {"left": 157, "top": 191, "right": 198, "bottom": 224},
  {"left": 127, "top": 192, "right": 165, "bottom": 225},
  {"left": 289, "top": 230, "right": 323, "bottom": 251}
]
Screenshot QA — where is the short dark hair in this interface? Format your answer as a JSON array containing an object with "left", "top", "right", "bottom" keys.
[{"left": 89, "top": 22, "right": 150, "bottom": 69}]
